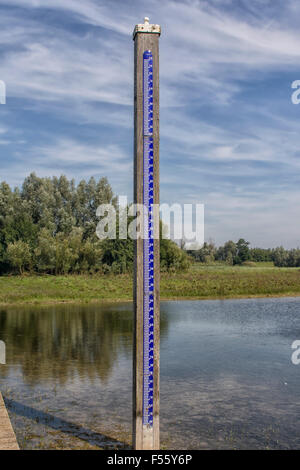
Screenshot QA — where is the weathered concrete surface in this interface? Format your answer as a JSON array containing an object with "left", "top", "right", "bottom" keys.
[{"left": 0, "top": 393, "right": 19, "bottom": 450}]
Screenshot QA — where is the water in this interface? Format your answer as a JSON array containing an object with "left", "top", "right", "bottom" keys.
[{"left": 0, "top": 298, "right": 299, "bottom": 449}]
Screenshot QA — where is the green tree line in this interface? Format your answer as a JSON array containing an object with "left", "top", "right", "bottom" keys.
[
  {"left": 0, "top": 173, "right": 189, "bottom": 275},
  {"left": 188, "top": 239, "right": 300, "bottom": 267}
]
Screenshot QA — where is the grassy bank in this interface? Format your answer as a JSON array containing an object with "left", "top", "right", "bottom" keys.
[{"left": 0, "top": 263, "right": 300, "bottom": 305}]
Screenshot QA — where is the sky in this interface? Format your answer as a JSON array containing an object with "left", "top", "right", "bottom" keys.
[{"left": 0, "top": 0, "right": 300, "bottom": 248}]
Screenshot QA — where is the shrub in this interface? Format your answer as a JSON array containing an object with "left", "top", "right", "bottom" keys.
[{"left": 241, "top": 261, "right": 256, "bottom": 267}]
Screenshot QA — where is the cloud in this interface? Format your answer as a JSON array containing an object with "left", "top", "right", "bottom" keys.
[
  {"left": 0, "top": 137, "right": 132, "bottom": 194},
  {"left": 34, "top": 138, "right": 130, "bottom": 171},
  {"left": 1, "top": 0, "right": 300, "bottom": 111},
  {"left": 0, "top": 0, "right": 300, "bottom": 246},
  {"left": 0, "top": 0, "right": 131, "bottom": 34}
]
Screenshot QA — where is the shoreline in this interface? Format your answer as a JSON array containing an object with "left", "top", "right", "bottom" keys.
[
  {"left": 1, "top": 266, "right": 300, "bottom": 306},
  {"left": 1, "top": 291, "right": 300, "bottom": 307}
]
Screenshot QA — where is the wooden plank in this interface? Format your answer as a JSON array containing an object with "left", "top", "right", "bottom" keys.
[
  {"left": 133, "top": 19, "right": 160, "bottom": 450},
  {"left": 0, "top": 393, "right": 19, "bottom": 450}
]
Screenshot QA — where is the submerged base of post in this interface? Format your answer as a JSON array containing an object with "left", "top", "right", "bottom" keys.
[
  {"left": 143, "top": 425, "right": 156, "bottom": 449},
  {"left": 133, "top": 415, "right": 160, "bottom": 450}
]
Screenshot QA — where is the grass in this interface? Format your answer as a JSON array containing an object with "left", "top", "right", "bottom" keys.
[
  {"left": 163, "top": 263, "right": 300, "bottom": 299},
  {"left": 0, "top": 263, "right": 300, "bottom": 305}
]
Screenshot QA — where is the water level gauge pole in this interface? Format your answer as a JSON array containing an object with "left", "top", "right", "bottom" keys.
[{"left": 133, "top": 17, "right": 161, "bottom": 450}]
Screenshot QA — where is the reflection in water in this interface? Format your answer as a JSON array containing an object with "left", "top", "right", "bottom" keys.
[
  {"left": 0, "top": 303, "right": 169, "bottom": 385},
  {"left": 0, "top": 304, "right": 133, "bottom": 384},
  {"left": 0, "top": 298, "right": 299, "bottom": 449}
]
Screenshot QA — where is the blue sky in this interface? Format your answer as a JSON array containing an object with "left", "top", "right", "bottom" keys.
[{"left": 0, "top": 0, "right": 300, "bottom": 247}]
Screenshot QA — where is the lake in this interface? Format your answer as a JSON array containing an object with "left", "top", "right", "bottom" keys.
[{"left": 0, "top": 297, "right": 299, "bottom": 449}]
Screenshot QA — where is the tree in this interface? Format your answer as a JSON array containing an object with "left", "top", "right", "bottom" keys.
[
  {"left": 54, "top": 230, "right": 82, "bottom": 274},
  {"left": 160, "top": 238, "right": 190, "bottom": 272},
  {"left": 73, "top": 176, "right": 116, "bottom": 239},
  {"left": 78, "top": 239, "right": 102, "bottom": 273},
  {"left": 250, "top": 247, "right": 273, "bottom": 262},
  {"left": 287, "top": 249, "right": 300, "bottom": 267},
  {"left": 6, "top": 240, "right": 31, "bottom": 274},
  {"left": 187, "top": 241, "right": 216, "bottom": 264},
  {"left": 225, "top": 252, "right": 233, "bottom": 265},
  {"left": 100, "top": 217, "right": 190, "bottom": 274},
  {"left": 235, "top": 238, "right": 250, "bottom": 264},
  {"left": 272, "top": 246, "right": 288, "bottom": 267},
  {"left": 160, "top": 222, "right": 190, "bottom": 272},
  {"left": 34, "top": 228, "right": 56, "bottom": 273},
  {"left": 216, "top": 240, "right": 237, "bottom": 263}
]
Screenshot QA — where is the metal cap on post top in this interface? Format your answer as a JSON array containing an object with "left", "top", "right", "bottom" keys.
[{"left": 133, "top": 17, "right": 161, "bottom": 39}]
